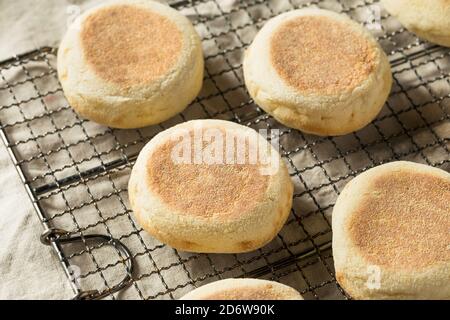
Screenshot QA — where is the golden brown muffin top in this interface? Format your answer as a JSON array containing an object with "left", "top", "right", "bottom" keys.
[
  {"left": 81, "top": 5, "right": 182, "bottom": 87},
  {"left": 349, "top": 169, "right": 450, "bottom": 270},
  {"left": 270, "top": 15, "right": 376, "bottom": 95},
  {"left": 146, "top": 128, "right": 271, "bottom": 218},
  {"left": 202, "top": 284, "right": 291, "bottom": 300}
]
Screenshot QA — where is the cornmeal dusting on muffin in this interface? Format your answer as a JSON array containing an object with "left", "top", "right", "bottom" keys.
[
  {"left": 270, "top": 16, "right": 377, "bottom": 95},
  {"left": 203, "top": 285, "right": 285, "bottom": 300},
  {"left": 349, "top": 170, "right": 450, "bottom": 270},
  {"left": 81, "top": 5, "right": 182, "bottom": 87},
  {"left": 146, "top": 130, "right": 270, "bottom": 218}
]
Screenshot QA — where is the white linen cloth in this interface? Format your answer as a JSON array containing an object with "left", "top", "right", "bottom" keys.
[{"left": 0, "top": 0, "right": 448, "bottom": 300}]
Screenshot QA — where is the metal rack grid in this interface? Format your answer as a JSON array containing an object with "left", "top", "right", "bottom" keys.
[{"left": 0, "top": 0, "right": 449, "bottom": 299}]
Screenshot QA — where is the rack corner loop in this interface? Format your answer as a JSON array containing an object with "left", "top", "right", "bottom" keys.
[{"left": 40, "top": 228, "right": 136, "bottom": 300}]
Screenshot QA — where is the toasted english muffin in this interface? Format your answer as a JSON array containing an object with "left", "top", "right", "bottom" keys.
[
  {"left": 243, "top": 9, "right": 392, "bottom": 136},
  {"left": 128, "top": 119, "right": 293, "bottom": 253},
  {"left": 382, "top": 0, "right": 450, "bottom": 47},
  {"left": 57, "top": 0, "right": 203, "bottom": 128},
  {"left": 180, "top": 278, "right": 303, "bottom": 300},
  {"left": 333, "top": 161, "right": 450, "bottom": 299}
]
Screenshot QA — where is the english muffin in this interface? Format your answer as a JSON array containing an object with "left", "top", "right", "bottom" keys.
[
  {"left": 243, "top": 9, "right": 392, "bottom": 136},
  {"left": 382, "top": 0, "right": 450, "bottom": 47},
  {"left": 128, "top": 119, "right": 293, "bottom": 253},
  {"left": 180, "top": 278, "right": 303, "bottom": 300},
  {"left": 332, "top": 161, "right": 450, "bottom": 299},
  {"left": 57, "top": 0, "right": 203, "bottom": 128}
]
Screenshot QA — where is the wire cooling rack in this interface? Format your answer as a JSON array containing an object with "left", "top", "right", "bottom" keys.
[{"left": 0, "top": 0, "right": 449, "bottom": 300}]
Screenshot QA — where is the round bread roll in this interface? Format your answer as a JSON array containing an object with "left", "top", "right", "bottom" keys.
[
  {"left": 332, "top": 161, "right": 450, "bottom": 299},
  {"left": 128, "top": 119, "right": 293, "bottom": 253},
  {"left": 243, "top": 9, "right": 392, "bottom": 136},
  {"left": 57, "top": 0, "right": 203, "bottom": 128},
  {"left": 381, "top": 0, "right": 450, "bottom": 47},
  {"left": 180, "top": 278, "right": 303, "bottom": 300}
]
